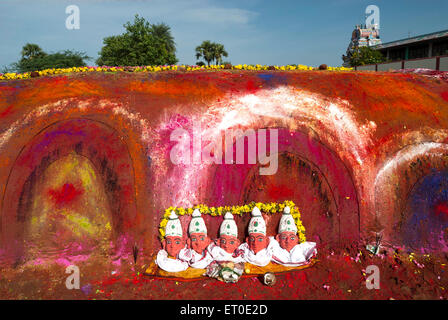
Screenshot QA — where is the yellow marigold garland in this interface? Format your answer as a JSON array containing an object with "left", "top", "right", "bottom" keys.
[
  {"left": 0, "top": 64, "right": 353, "bottom": 81},
  {"left": 159, "top": 200, "right": 306, "bottom": 243}
]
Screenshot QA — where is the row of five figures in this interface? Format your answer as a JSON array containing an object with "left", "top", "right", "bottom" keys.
[{"left": 156, "top": 206, "right": 317, "bottom": 273}]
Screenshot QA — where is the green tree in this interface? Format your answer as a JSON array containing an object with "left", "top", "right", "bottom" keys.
[
  {"left": 349, "top": 46, "right": 386, "bottom": 67},
  {"left": 15, "top": 43, "right": 90, "bottom": 73},
  {"left": 96, "top": 15, "right": 177, "bottom": 66},
  {"left": 195, "top": 41, "right": 228, "bottom": 66},
  {"left": 21, "top": 43, "right": 47, "bottom": 60},
  {"left": 195, "top": 40, "right": 216, "bottom": 66},
  {"left": 213, "top": 43, "right": 228, "bottom": 65},
  {"left": 150, "top": 22, "right": 176, "bottom": 54}
]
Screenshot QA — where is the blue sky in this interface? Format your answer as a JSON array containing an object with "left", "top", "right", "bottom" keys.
[{"left": 1, "top": 0, "right": 447, "bottom": 68}]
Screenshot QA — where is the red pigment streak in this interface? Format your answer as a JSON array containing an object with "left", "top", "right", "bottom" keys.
[
  {"left": 434, "top": 202, "right": 448, "bottom": 218},
  {"left": 0, "top": 105, "right": 14, "bottom": 118},
  {"left": 48, "top": 183, "right": 83, "bottom": 207},
  {"left": 267, "top": 184, "right": 294, "bottom": 201},
  {"left": 245, "top": 79, "right": 259, "bottom": 93},
  {"left": 441, "top": 91, "right": 448, "bottom": 103}
]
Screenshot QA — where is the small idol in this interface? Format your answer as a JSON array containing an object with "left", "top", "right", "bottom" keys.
[
  {"left": 178, "top": 209, "right": 214, "bottom": 269},
  {"left": 208, "top": 212, "right": 244, "bottom": 263},
  {"left": 270, "top": 206, "right": 317, "bottom": 267},
  {"left": 156, "top": 211, "right": 189, "bottom": 272},
  {"left": 238, "top": 206, "right": 272, "bottom": 267}
]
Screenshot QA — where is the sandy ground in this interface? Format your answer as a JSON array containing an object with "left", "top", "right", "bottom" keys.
[{"left": 0, "top": 245, "right": 447, "bottom": 300}]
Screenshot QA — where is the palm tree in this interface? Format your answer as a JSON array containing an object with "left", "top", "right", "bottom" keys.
[
  {"left": 213, "top": 43, "right": 228, "bottom": 65},
  {"left": 150, "top": 22, "right": 176, "bottom": 54},
  {"left": 21, "top": 43, "right": 46, "bottom": 60},
  {"left": 195, "top": 40, "right": 216, "bottom": 66}
]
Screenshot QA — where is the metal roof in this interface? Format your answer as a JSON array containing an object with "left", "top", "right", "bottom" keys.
[{"left": 372, "top": 29, "right": 448, "bottom": 50}]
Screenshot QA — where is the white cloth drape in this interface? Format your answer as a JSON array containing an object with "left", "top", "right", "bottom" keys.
[
  {"left": 238, "top": 242, "right": 272, "bottom": 267},
  {"left": 155, "top": 248, "right": 189, "bottom": 272},
  {"left": 207, "top": 242, "right": 245, "bottom": 263},
  {"left": 269, "top": 237, "right": 317, "bottom": 267},
  {"left": 178, "top": 247, "right": 214, "bottom": 269}
]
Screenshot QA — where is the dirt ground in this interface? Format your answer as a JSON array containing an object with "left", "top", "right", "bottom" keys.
[{"left": 0, "top": 245, "right": 447, "bottom": 300}]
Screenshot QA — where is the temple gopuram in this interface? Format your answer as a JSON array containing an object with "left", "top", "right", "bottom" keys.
[{"left": 342, "top": 24, "right": 382, "bottom": 67}]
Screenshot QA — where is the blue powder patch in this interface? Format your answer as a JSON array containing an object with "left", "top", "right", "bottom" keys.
[
  {"left": 402, "top": 169, "right": 448, "bottom": 250},
  {"left": 257, "top": 74, "right": 274, "bottom": 82},
  {"left": 257, "top": 73, "right": 288, "bottom": 88}
]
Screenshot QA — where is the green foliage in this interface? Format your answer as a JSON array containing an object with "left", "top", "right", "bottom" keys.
[
  {"left": 213, "top": 43, "right": 228, "bottom": 65},
  {"left": 195, "top": 40, "right": 215, "bottom": 66},
  {"left": 150, "top": 22, "right": 176, "bottom": 54},
  {"left": 15, "top": 43, "right": 90, "bottom": 73},
  {"left": 96, "top": 15, "right": 177, "bottom": 66},
  {"left": 21, "top": 43, "right": 47, "bottom": 60},
  {"left": 349, "top": 46, "right": 386, "bottom": 67},
  {"left": 195, "top": 40, "right": 228, "bottom": 66}
]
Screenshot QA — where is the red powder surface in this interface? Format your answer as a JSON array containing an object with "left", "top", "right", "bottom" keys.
[
  {"left": 442, "top": 91, "right": 448, "bottom": 102},
  {"left": 48, "top": 183, "right": 83, "bottom": 207},
  {"left": 0, "top": 71, "right": 448, "bottom": 300},
  {"left": 0, "top": 245, "right": 446, "bottom": 300},
  {"left": 267, "top": 184, "right": 295, "bottom": 201},
  {"left": 435, "top": 202, "right": 448, "bottom": 218},
  {"left": 0, "top": 105, "right": 14, "bottom": 118},
  {"left": 245, "top": 79, "right": 259, "bottom": 94}
]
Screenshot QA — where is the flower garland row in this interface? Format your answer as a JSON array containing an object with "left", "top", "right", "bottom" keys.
[
  {"left": 0, "top": 64, "right": 353, "bottom": 81},
  {"left": 159, "top": 200, "right": 306, "bottom": 243}
]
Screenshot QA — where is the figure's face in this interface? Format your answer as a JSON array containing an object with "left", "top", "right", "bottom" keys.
[
  {"left": 164, "top": 236, "right": 184, "bottom": 257},
  {"left": 246, "top": 233, "right": 268, "bottom": 254},
  {"left": 190, "top": 232, "right": 210, "bottom": 254},
  {"left": 276, "top": 231, "right": 299, "bottom": 252},
  {"left": 218, "top": 234, "right": 240, "bottom": 253}
]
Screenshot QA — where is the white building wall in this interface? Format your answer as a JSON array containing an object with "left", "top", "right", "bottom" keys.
[
  {"left": 355, "top": 56, "right": 448, "bottom": 72},
  {"left": 377, "top": 62, "right": 402, "bottom": 71},
  {"left": 356, "top": 65, "right": 376, "bottom": 71},
  {"left": 440, "top": 57, "right": 448, "bottom": 71},
  {"left": 405, "top": 58, "right": 437, "bottom": 69}
]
